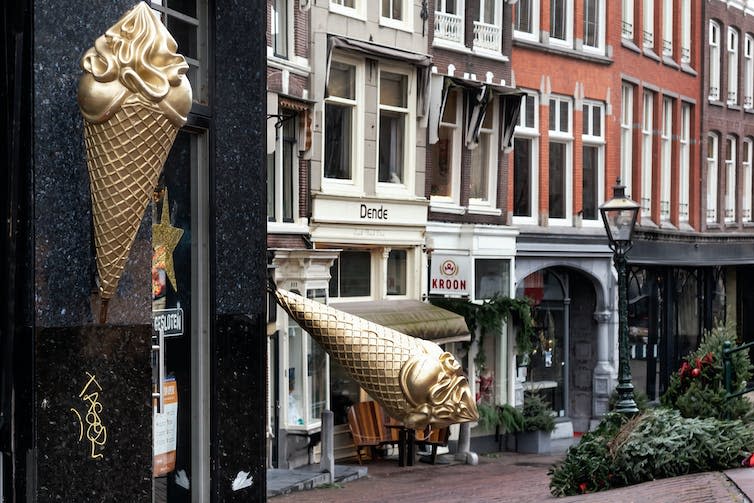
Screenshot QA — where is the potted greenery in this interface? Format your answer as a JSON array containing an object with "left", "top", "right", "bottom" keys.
[{"left": 517, "top": 393, "right": 556, "bottom": 454}]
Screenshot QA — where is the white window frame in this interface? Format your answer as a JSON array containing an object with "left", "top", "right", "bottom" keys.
[
  {"left": 376, "top": 65, "right": 415, "bottom": 197},
  {"left": 710, "top": 21, "right": 721, "bottom": 101},
  {"left": 549, "top": 0, "right": 574, "bottom": 48},
  {"left": 268, "top": 113, "right": 299, "bottom": 227},
  {"left": 430, "top": 88, "right": 463, "bottom": 208},
  {"left": 745, "top": 34, "right": 754, "bottom": 109},
  {"left": 621, "top": 83, "right": 634, "bottom": 198},
  {"left": 329, "top": 249, "right": 375, "bottom": 301},
  {"left": 725, "top": 136, "right": 737, "bottom": 223},
  {"left": 473, "top": 0, "right": 504, "bottom": 53},
  {"left": 380, "top": 0, "right": 412, "bottom": 32},
  {"left": 583, "top": 0, "right": 605, "bottom": 54},
  {"left": 469, "top": 98, "right": 500, "bottom": 211},
  {"left": 548, "top": 95, "right": 573, "bottom": 226},
  {"left": 581, "top": 100, "right": 605, "bottom": 226},
  {"left": 434, "top": 0, "right": 465, "bottom": 48},
  {"left": 512, "top": 92, "right": 540, "bottom": 225},
  {"left": 707, "top": 133, "right": 719, "bottom": 224},
  {"left": 744, "top": 138, "right": 753, "bottom": 222},
  {"left": 329, "top": 0, "right": 366, "bottom": 20},
  {"left": 622, "top": 0, "right": 634, "bottom": 41},
  {"left": 680, "top": 0, "right": 691, "bottom": 64},
  {"left": 322, "top": 56, "right": 364, "bottom": 195},
  {"left": 643, "top": 0, "right": 654, "bottom": 50},
  {"left": 662, "top": 0, "right": 673, "bottom": 58},
  {"left": 641, "top": 92, "right": 653, "bottom": 219},
  {"left": 271, "top": 0, "right": 293, "bottom": 60},
  {"left": 679, "top": 104, "right": 691, "bottom": 223},
  {"left": 728, "top": 28, "right": 739, "bottom": 106},
  {"left": 514, "top": 0, "right": 540, "bottom": 42},
  {"left": 660, "top": 98, "right": 672, "bottom": 222}
]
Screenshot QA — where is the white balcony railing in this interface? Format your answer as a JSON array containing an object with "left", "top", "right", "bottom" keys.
[
  {"left": 473, "top": 20, "right": 501, "bottom": 52},
  {"left": 435, "top": 12, "right": 463, "bottom": 44}
]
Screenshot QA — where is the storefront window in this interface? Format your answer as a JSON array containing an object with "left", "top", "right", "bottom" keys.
[
  {"left": 474, "top": 259, "right": 510, "bottom": 300},
  {"left": 287, "top": 323, "right": 305, "bottom": 426},
  {"left": 329, "top": 250, "right": 371, "bottom": 297},
  {"left": 386, "top": 249, "right": 407, "bottom": 295}
]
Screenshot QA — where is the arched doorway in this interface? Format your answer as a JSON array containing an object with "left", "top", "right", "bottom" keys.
[{"left": 518, "top": 267, "right": 598, "bottom": 433}]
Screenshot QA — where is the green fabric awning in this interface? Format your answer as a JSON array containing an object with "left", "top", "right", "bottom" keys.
[{"left": 330, "top": 300, "right": 471, "bottom": 344}]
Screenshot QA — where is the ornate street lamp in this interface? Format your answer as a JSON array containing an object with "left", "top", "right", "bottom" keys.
[{"left": 599, "top": 178, "right": 640, "bottom": 415}]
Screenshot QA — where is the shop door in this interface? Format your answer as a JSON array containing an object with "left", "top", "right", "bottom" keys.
[{"left": 152, "top": 130, "right": 210, "bottom": 503}]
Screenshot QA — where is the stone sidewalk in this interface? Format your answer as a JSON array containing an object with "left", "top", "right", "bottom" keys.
[{"left": 268, "top": 450, "right": 754, "bottom": 503}]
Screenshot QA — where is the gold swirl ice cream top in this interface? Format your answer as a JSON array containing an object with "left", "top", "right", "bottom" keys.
[{"left": 77, "top": 1, "right": 192, "bottom": 126}]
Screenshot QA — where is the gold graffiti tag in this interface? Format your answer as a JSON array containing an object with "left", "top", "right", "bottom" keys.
[{"left": 71, "top": 372, "right": 107, "bottom": 460}]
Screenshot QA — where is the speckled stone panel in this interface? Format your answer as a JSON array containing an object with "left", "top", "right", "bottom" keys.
[
  {"left": 33, "top": 0, "right": 151, "bottom": 327},
  {"left": 36, "top": 325, "right": 152, "bottom": 502},
  {"left": 213, "top": 0, "right": 267, "bottom": 316}
]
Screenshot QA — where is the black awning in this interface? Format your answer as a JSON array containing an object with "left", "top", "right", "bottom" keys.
[
  {"left": 428, "top": 74, "right": 523, "bottom": 151},
  {"left": 326, "top": 34, "right": 433, "bottom": 116},
  {"left": 330, "top": 299, "right": 471, "bottom": 344}
]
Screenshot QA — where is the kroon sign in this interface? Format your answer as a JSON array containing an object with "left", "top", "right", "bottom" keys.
[{"left": 430, "top": 254, "right": 471, "bottom": 297}]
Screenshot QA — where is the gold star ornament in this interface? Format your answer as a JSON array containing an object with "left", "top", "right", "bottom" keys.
[{"left": 152, "top": 189, "right": 184, "bottom": 292}]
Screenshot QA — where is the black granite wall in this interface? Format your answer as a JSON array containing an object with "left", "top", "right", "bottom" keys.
[
  {"left": 212, "top": 0, "right": 267, "bottom": 499},
  {"left": 30, "top": 0, "right": 268, "bottom": 501}
]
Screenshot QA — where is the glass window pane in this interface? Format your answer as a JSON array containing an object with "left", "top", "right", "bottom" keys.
[
  {"left": 282, "top": 119, "right": 294, "bottom": 222},
  {"left": 167, "top": 0, "right": 197, "bottom": 17},
  {"left": 582, "top": 105, "right": 589, "bottom": 135},
  {"left": 431, "top": 128, "right": 453, "bottom": 196},
  {"left": 166, "top": 16, "right": 198, "bottom": 60},
  {"left": 287, "top": 323, "right": 305, "bottom": 426},
  {"left": 593, "top": 106, "right": 601, "bottom": 136},
  {"left": 307, "top": 337, "right": 327, "bottom": 423},
  {"left": 549, "top": 99, "right": 556, "bottom": 130},
  {"left": 324, "top": 103, "right": 352, "bottom": 179},
  {"left": 387, "top": 250, "right": 407, "bottom": 295},
  {"left": 470, "top": 134, "right": 490, "bottom": 200},
  {"left": 475, "top": 259, "right": 510, "bottom": 299},
  {"left": 583, "top": 145, "right": 599, "bottom": 220},
  {"left": 339, "top": 251, "right": 371, "bottom": 297},
  {"left": 560, "top": 101, "right": 569, "bottom": 132},
  {"left": 329, "top": 62, "right": 355, "bottom": 99},
  {"left": 516, "top": 0, "right": 532, "bottom": 33},
  {"left": 380, "top": 72, "right": 407, "bottom": 108},
  {"left": 514, "top": 137, "right": 531, "bottom": 216},
  {"left": 549, "top": 142, "right": 566, "bottom": 218},
  {"left": 379, "top": 110, "right": 405, "bottom": 183},
  {"left": 442, "top": 90, "right": 457, "bottom": 123},
  {"left": 525, "top": 95, "right": 535, "bottom": 127}
]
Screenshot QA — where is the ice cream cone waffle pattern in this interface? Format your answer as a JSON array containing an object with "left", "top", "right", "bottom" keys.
[
  {"left": 78, "top": 2, "right": 192, "bottom": 322},
  {"left": 271, "top": 287, "right": 478, "bottom": 429}
]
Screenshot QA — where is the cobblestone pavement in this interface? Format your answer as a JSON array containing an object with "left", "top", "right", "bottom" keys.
[{"left": 269, "top": 452, "right": 750, "bottom": 503}]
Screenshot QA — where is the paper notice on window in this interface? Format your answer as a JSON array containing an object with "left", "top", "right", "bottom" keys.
[{"left": 153, "top": 378, "right": 178, "bottom": 477}]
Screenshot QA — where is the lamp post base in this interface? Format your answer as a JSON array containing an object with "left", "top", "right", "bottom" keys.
[{"left": 614, "top": 382, "right": 638, "bottom": 415}]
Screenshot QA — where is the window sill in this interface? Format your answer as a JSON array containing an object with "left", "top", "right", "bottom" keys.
[
  {"left": 467, "top": 205, "right": 502, "bottom": 216},
  {"left": 429, "top": 201, "right": 466, "bottom": 215},
  {"left": 379, "top": 17, "right": 413, "bottom": 34},
  {"left": 267, "top": 221, "right": 310, "bottom": 234},
  {"left": 680, "top": 63, "right": 697, "bottom": 76},
  {"left": 708, "top": 99, "right": 724, "bottom": 107},
  {"left": 643, "top": 48, "right": 661, "bottom": 62},
  {"left": 662, "top": 55, "right": 679, "bottom": 69},
  {"left": 621, "top": 38, "right": 641, "bottom": 54},
  {"left": 659, "top": 220, "right": 676, "bottom": 231},
  {"left": 728, "top": 103, "right": 742, "bottom": 111},
  {"left": 471, "top": 47, "right": 509, "bottom": 63},
  {"left": 705, "top": 222, "right": 721, "bottom": 230},
  {"left": 513, "top": 38, "right": 613, "bottom": 65},
  {"left": 432, "top": 38, "right": 472, "bottom": 54}
]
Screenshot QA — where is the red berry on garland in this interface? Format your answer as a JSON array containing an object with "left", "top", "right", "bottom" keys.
[
  {"left": 578, "top": 482, "right": 588, "bottom": 493},
  {"left": 691, "top": 368, "right": 701, "bottom": 378}
]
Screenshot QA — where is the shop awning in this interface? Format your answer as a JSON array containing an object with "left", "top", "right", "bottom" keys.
[
  {"left": 427, "top": 74, "right": 523, "bottom": 151},
  {"left": 326, "top": 34, "right": 433, "bottom": 116},
  {"left": 330, "top": 300, "right": 471, "bottom": 344}
]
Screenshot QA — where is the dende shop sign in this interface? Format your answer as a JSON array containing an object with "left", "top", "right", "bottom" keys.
[{"left": 430, "top": 254, "right": 471, "bottom": 297}]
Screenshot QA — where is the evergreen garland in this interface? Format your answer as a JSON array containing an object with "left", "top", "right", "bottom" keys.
[{"left": 431, "top": 294, "right": 536, "bottom": 361}]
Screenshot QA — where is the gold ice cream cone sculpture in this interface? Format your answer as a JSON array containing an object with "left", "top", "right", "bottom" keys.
[
  {"left": 271, "top": 287, "right": 478, "bottom": 429},
  {"left": 78, "top": 2, "right": 192, "bottom": 322}
]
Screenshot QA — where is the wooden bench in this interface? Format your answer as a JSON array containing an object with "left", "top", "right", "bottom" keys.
[{"left": 346, "top": 401, "right": 450, "bottom": 466}]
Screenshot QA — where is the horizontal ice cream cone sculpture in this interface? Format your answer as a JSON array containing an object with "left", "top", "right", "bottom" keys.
[
  {"left": 78, "top": 2, "right": 192, "bottom": 322},
  {"left": 271, "top": 287, "right": 478, "bottom": 429}
]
